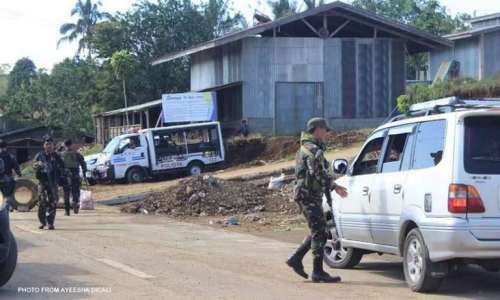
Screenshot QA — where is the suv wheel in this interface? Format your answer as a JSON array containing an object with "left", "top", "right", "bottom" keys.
[
  {"left": 403, "top": 228, "right": 443, "bottom": 292},
  {"left": 0, "top": 232, "right": 17, "bottom": 287},
  {"left": 324, "top": 227, "right": 363, "bottom": 269}
]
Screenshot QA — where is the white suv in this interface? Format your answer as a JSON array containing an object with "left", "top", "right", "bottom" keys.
[{"left": 324, "top": 98, "right": 500, "bottom": 292}]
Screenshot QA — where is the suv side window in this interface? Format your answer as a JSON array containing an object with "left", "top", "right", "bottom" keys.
[
  {"left": 382, "top": 134, "right": 408, "bottom": 173},
  {"left": 412, "top": 120, "right": 446, "bottom": 170},
  {"left": 353, "top": 135, "right": 385, "bottom": 176}
]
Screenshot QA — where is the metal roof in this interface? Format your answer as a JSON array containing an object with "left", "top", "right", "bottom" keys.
[
  {"left": 152, "top": 1, "right": 452, "bottom": 65},
  {"left": 444, "top": 24, "right": 500, "bottom": 41},
  {"left": 469, "top": 12, "right": 500, "bottom": 24}
]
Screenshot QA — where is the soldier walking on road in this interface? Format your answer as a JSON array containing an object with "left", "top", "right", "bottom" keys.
[
  {"left": 61, "top": 139, "right": 87, "bottom": 216},
  {"left": 0, "top": 139, "right": 22, "bottom": 211},
  {"left": 34, "top": 138, "right": 65, "bottom": 230},
  {"left": 287, "top": 117, "right": 348, "bottom": 283}
]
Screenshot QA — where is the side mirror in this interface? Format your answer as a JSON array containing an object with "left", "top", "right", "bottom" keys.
[{"left": 332, "top": 159, "right": 348, "bottom": 175}]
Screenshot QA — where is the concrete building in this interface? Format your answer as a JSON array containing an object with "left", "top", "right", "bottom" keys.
[
  {"left": 95, "top": 1, "right": 451, "bottom": 142},
  {"left": 430, "top": 13, "right": 500, "bottom": 81}
]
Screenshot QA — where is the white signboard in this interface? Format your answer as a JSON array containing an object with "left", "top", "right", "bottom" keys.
[{"left": 162, "top": 92, "right": 217, "bottom": 123}]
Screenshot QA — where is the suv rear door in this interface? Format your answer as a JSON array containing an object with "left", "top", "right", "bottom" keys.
[{"left": 461, "top": 115, "right": 500, "bottom": 221}]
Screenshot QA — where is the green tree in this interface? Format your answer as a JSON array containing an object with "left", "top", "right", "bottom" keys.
[
  {"left": 7, "top": 58, "right": 36, "bottom": 95},
  {"left": 203, "top": 0, "right": 246, "bottom": 39},
  {"left": 111, "top": 50, "right": 134, "bottom": 125},
  {"left": 58, "top": 0, "right": 111, "bottom": 57},
  {"left": 90, "top": 21, "right": 127, "bottom": 59},
  {"left": 268, "top": 0, "right": 299, "bottom": 19},
  {"left": 303, "top": 0, "right": 325, "bottom": 10}
]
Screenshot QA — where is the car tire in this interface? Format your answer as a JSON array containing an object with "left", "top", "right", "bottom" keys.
[
  {"left": 10, "top": 179, "right": 38, "bottom": 211},
  {"left": 126, "top": 167, "right": 146, "bottom": 184},
  {"left": 324, "top": 227, "right": 363, "bottom": 269},
  {"left": 403, "top": 228, "right": 443, "bottom": 293},
  {"left": 187, "top": 161, "right": 204, "bottom": 177},
  {"left": 0, "top": 232, "right": 17, "bottom": 287}
]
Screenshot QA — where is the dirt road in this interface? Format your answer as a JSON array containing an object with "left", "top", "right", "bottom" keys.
[
  {"left": 4, "top": 206, "right": 500, "bottom": 299},
  {"left": 90, "top": 143, "right": 363, "bottom": 201}
]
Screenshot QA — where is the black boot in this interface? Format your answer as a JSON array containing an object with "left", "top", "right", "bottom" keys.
[
  {"left": 65, "top": 210, "right": 70, "bottom": 216},
  {"left": 286, "top": 236, "right": 311, "bottom": 279},
  {"left": 73, "top": 203, "right": 79, "bottom": 214},
  {"left": 311, "top": 254, "right": 341, "bottom": 283}
]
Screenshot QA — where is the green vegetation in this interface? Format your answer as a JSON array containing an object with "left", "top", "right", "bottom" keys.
[
  {"left": 397, "top": 76, "right": 500, "bottom": 112},
  {"left": 0, "top": 75, "right": 7, "bottom": 96},
  {"left": 80, "top": 144, "right": 103, "bottom": 156}
]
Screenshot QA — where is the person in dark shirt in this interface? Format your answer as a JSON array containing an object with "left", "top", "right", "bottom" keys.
[
  {"left": 33, "top": 138, "right": 65, "bottom": 230},
  {"left": 0, "top": 139, "right": 22, "bottom": 211}
]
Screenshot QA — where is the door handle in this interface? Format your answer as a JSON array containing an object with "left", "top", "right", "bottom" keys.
[
  {"left": 393, "top": 184, "right": 402, "bottom": 194},
  {"left": 362, "top": 186, "right": 369, "bottom": 196}
]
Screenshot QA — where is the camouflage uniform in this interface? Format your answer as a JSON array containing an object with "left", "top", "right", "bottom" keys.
[
  {"left": 294, "top": 131, "right": 335, "bottom": 259},
  {"left": 61, "top": 149, "right": 87, "bottom": 215},
  {"left": 287, "top": 117, "right": 341, "bottom": 283},
  {"left": 34, "top": 151, "right": 65, "bottom": 227}
]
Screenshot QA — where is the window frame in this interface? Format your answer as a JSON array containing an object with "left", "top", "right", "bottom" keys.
[
  {"left": 410, "top": 119, "right": 447, "bottom": 171},
  {"left": 380, "top": 124, "right": 416, "bottom": 174},
  {"left": 350, "top": 129, "right": 387, "bottom": 177}
]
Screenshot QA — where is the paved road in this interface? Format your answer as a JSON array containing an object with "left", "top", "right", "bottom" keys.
[{"left": 2, "top": 206, "right": 500, "bottom": 299}]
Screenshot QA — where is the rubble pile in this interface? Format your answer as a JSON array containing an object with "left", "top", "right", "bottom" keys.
[{"left": 122, "top": 175, "right": 298, "bottom": 217}]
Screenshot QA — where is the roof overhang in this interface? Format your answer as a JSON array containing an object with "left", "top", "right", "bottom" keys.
[
  {"left": 444, "top": 24, "right": 500, "bottom": 41},
  {"left": 152, "top": 1, "right": 452, "bottom": 65}
]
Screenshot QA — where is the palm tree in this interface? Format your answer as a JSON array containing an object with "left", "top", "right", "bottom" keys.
[
  {"left": 268, "top": 0, "right": 299, "bottom": 19},
  {"left": 58, "top": 0, "right": 110, "bottom": 57}
]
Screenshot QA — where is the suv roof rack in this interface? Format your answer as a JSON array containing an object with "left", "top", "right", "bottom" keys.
[{"left": 386, "top": 97, "right": 500, "bottom": 123}]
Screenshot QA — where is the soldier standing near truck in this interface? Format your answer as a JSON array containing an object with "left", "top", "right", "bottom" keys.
[
  {"left": 61, "top": 139, "right": 87, "bottom": 216},
  {"left": 34, "top": 138, "right": 65, "bottom": 230},
  {"left": 286, "top": 117, "right": 348, "bottom": 283}
]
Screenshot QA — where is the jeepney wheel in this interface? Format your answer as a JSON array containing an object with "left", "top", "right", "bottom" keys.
[
  {"left": 187, "top": 161, "right": 204, "bottom": 176},
  {"left": 0, "top": 232, "right": 17, "bottom": 287},
  {"left": 126, "top": 167, "right": 146, "bottom": 184}
]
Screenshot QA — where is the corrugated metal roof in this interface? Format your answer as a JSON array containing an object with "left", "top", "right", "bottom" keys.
[
  {"left": 469, "top": 12, "right": 500, "bottom": 24},
  {"left": 152, "top": 1, "right": 452, "bottom": 65},
  {"left": 444, "top": 24, "right": 500, "bottom": 41}
]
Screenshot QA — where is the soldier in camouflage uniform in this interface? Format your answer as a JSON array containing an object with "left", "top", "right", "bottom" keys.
[
  {"left": 61, "top": 139, "right": 87, "bottom": 216},
  {"left": 34, "top": 138, "right": 65, "bottom": 230},
  {"left": 286, "top": 118, "right": 348, "bottom": 283}
]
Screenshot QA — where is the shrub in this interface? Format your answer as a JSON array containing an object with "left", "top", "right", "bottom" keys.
[{"left": 397, "top": 75, "right": 500, "bottom": 112}]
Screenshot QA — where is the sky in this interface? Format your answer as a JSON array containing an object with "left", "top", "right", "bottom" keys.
[{"left": 0, "top": 0, "right": 496, "bottom": 71}]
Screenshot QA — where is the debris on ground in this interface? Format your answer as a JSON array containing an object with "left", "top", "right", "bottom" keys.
[{"left": 121, "top": 175, "right": 300, "bottom": 217}]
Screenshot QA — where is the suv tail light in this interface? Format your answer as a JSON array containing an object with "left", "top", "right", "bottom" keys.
[{"left": 448, "top": 184, "right": 485, "bottom": 213}]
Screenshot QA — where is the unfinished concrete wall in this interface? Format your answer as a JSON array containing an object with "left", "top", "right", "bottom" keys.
[
  {"left": 190, "top": 42, "right": 242, "bottom": 91},
  {"left": 484, "top": 31, "right": 500, "bottom": 77},
  {"left": 240, "top": 37, "right": 405, "bottom": 135},
  {"left": 430, "top": 37, "right": 480, "bottom": 80}
]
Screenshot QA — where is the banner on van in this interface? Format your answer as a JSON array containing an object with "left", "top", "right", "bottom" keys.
[{"left": 162, "top": 92, "right": 217, "bottom": 123}]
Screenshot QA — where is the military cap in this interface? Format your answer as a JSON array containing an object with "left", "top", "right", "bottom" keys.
[{"left": 307, "top": 117, "right": 332, "bottom": 132}]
